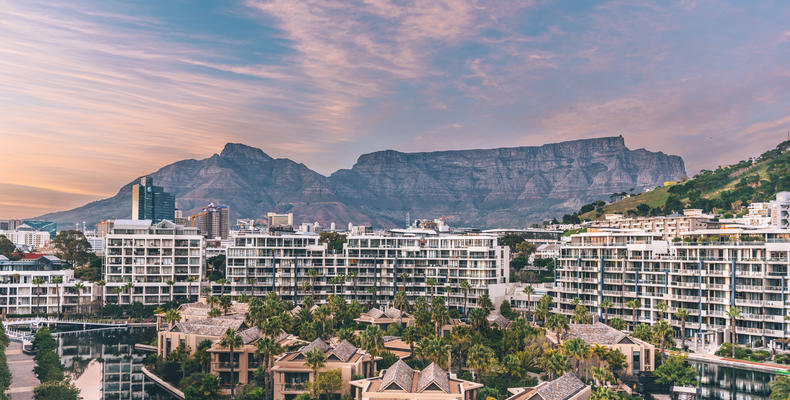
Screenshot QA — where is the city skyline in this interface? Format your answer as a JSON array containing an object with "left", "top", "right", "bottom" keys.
[{"left": 3, "top": 1, "right": 790, "bottom": 218}]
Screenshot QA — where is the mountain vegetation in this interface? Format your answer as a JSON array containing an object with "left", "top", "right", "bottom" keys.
[{"left": 563, "top": 140, "right": 790, "bottom": 222}]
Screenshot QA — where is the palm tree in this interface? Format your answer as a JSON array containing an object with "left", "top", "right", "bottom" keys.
[
  {"left": 656, "top": 301, "right": 668, "bottom": 322},
  {"left": 164, "top": 309, "right": 181, "bottom": 326},
  {"left": 653, "top": 320, "right": 673, "bottom": 361},
  {"left": 726, "top": 307, "right": 742, "bottom": 357},
  {"left": 219, "top": 295, "right": 232, "bottom": 315},
  {"left": 360, "top": 325, "right": 384, "bottom": 359},
  {"left": 207, "top": 295, "right": 218, "bottom": 309},
  {"left": 220, "top": 328, "right": 243, "bottom": 397},
  {"left": 393, "top": 291, "right": 408, "bottom": 327},
  {"left": 562, "top": 337, "right": 591, "bottom": 375},
  {"left": 246, "top": 277, "right": 257, "bottom": 297},
  {"left": 166, "top": 280, "right": 175, "bottom": 303},
  {"left": 546, "top": 313, "right": 569, "bottom": 344},
  {"left": 112, "top": 286, "right": 123, "bottom": 304},
  {"left": 523, "top": 285, "right": 535, "bottom": 322},
  {"left": 398, "top": 272, "right": 409, "bottom": 292},
  {"left": 626, "top": 299, "right": 641, "bottom": 330},
  {"left": 255, "top": 337, "right": 284, "bottom": 399},
  {"left": 432, "top": 297, "right": 450, "bottom": 336},
  {"left": 426, "top": 278, "right": 438, "bottom": 299},
  {"left": 186, "top": 276, "right": 197, "bottom": 300},
  {"left": 208, "top": 308, "right": 222, "bottom": 318},
  {"left": 305, "top": 348, "right": 327, "bottom": 398},
  {"left": 348, "top": 270, "right": 359, "bottom": 302},
  {"left": 401, "top": 326, "right": 419, "bottom": 354},
  {"left": 674, "top": 308, "right": 690, "bottom": 350},
  {"left": 32, "top": 277, "right": 44, "bottom": 316},
  {"left": 600, "top": 299, "right": 613, "bottom": 324},
  {"left": 466, "top": 343, "right": 497, "bottom": 381},
  {"left": 96, "top": 280, "right": 106, "bottom": 307},
  {"left": 769, "top": 375, "right": 790, "bottom": 400},
  {"left": 74, "top": 282, "right": 86, "bottom": 313},
  {"left": 124, "top": 281, "right": 134, "bottom": 303},
  {"left": 51, "top": 277, "right": 63, "bottom": 316},
  {"left": 543, "top": 350, "right": 572, "bottom": 380},
  {"left": 216, "top": 278, "right": 227, "bottom": 296},
  {"left": 478, "top": 294, "right": 493, "bottom": 312},
  {"left": 460, "top": 281, "right": 470, "bottom": 317},
  {"left": 328, "top": 276, "right": 340, "bottom": 297},
  {"left": 307, "top": 269, "right": 319, "bottom": 299}
]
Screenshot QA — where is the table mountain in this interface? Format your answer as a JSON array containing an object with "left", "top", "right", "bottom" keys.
[{"left": 37, "top": 136, "right": 685, "bottom": 229}]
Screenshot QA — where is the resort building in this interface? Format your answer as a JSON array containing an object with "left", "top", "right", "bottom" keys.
[
  {"left": 554, "top": 228, "right": 790, "bottom": 350},
  {"left": 505, "top": 373, "right": 590, "bottom": 400},
  {"left": 550, "top": 323, "right": 655, "bottom": 375},
  {"left": 354, "top": 307, "right": 414, "bottom": 330},
  {"left": 350, "top": 359, "right": 483, "bottom": 400},
  {"left": 104, "top": 219, "right": 204, "bottom": 305},
  {"left": 223, "top": 229, "right": 510, "bottom": 311},
  {"left": 0, "top": 254, "right": 95, "bottom": 315},
  {"left": 158, "top": 314, "right": 246, "bottom": 357},
  {"left": 272, "top": 338, "right": 378, "bottom": 400}
]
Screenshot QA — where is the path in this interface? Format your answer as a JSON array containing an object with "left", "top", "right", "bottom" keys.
[
  {"left": 666, "top": 349, "right": 790, "bottom": 373},
  {"left": 6, "top": 342, "right": 38, "bottom": 400}
]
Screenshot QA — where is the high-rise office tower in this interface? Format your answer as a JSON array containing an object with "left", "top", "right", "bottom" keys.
[
  {"left": 131, "top": 176, "right": 175, "bottom": 223},
  {"left": 191, "top": 203, "right": 230, "bottom": 239}
]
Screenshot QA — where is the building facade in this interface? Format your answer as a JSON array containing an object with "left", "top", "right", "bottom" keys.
[
  {"left": 0, "top": 224, "right": 51, "bottom": 250},
  {"left": 222, "top": 231, "right": 510, "bottom": 310},
  {"left": 191, "top": 203, "right": 230, "bottom": 239},
  {"left": 586, "top": 211, "right": 720, "bottom": 239},
  {"left": 0, "top": 254, "right": 95, "bottom": 315},
  {"left": 554, "top": 229, "right": 790, "bottom": 349},
  {"left": 131, "top": 176, "right": 175, "bottom": 223},
  {"left": 104, "top": 219, "right": 203, "bottom": 305}
]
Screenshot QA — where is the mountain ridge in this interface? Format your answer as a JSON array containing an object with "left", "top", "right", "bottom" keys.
[{"left": 36, "top": 136, "right": 686, "bottom": 229}]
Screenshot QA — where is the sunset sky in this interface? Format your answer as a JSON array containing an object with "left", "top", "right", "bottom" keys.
[{"left": 2, "top": 1, "right": 790, "bottom": 218}]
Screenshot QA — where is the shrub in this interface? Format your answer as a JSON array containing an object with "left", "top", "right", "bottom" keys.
[{"left": 750, "top": 350, "right": 770, "bottom": 362}]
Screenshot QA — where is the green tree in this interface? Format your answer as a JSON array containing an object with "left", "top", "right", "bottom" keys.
[
  {"left": 255, "top": 337, "right": 284, "bottom": 398},
  {"left": 674, "top": 308, "right": 690, "bottom": 350},
  {"left": 770, "top": 375, "right": 790, "bottom": 400},
  {"left": 0, "top": 235, "right": 18, "bottom": 259},
  {"left": 416, "top": 336, "right": 449, "bottom": 368},
  {"left": 164, "top": 309, "right": 181, "bottom": 326},
  {"left": 466, "top": 343, "right": 498, "bottom": 380},
  {"left": 431, "top": 297, "right": 449, "bottom": 336},
  {"left": 522, "top": 285, "right": 535, "bottom": 322},
  {"left": 184, "top": 373, "right": 222, "bottom": 400},
  {"left": 653, "top": 320, "right": 674, "bottom": 361},
  {"left": 32, "top": 328, "right": 57, "bottom": 353},
  {"left": 360, "top": 326, "right": 384, "bottom": 358},
  {"left": 656, "top": 301, "right": 669, "bottom": 321},
  {"left": 220, "top": 328, "right": 243, "bottom": 397},
  {"left": 546, "top": 314, "right": 569, "bottom": 344},
  {"left": 600, "top": 299, "right": 613, "bottom": 324},
  {"left": 307, "top": 369, "right": 343, "bottom": 399},
  {"left": 305, "top": 348, "right": 327, "bottom": 398},
  {"left": 562, "top": 337, "right": 591, "bottom": 373},
  {"left": 33, "top": 380, "right": 80, "bottom": 400},
  {"left": 654, "top": 354, "right": 697, "bottom": 387},
  {"left": 542, "top": 349, "right": 571, "bottom": 379},
  {"left": 572, "top": 304, "right": 591, "bottom": 324},
  {"left": 591, "top": 386, "right": 621, "bottom": 400},
  {"left": 51, "top": 230, "right": 92, "bottom": 267},
  {"left": 208, "top": 308, "right": 222, "bottom": 318},
  {"left": 535, "top": 294, "right": 554, "bottom": 325},
  {"left": 625, "top": 299, "right": 641, "bottom": 329},
  {"left": 477, "top": 294, "right": 493, "bottom": 312},
  {"left": 608, "top": 318, "right": 626, "bottom": 331},
  {"left": 318, "top": 232, "right": 347, "bottom": 253},
  {"left": 726, "top": 307, "right": 742, "bottom": 357},
  {"left": 33, "top": 350, "right": 64, "bottom": 383},
  {"left": 32, "top": 277, "right": 44, "bottom": 316}
]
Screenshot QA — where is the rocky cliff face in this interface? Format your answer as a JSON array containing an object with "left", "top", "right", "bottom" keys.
[{"left": 38, "top": 136, "right": 685, "bottom": 228}]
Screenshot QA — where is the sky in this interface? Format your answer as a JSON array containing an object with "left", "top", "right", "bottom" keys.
[{"left": 2, "top": 0, "right": 790, "bottom": 218}]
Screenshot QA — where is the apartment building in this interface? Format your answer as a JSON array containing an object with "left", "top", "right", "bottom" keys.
[
  {"left": 586, "top": 210, "right": 720, "bottom": 239},
  {"left": 223, "top": 230, "right": 510, "bottom": 310},
  {"left": 104, "top": 219, "right": 204, "bottom": 305},
  {"left": 191, "top": 203, "right": 230, "bottom": 239},
  {"left": 350, "top": 360, "right": 483, "bottom": 400},
  {"left": 554, "top": 229, "right": 790, "bottom": 349},
  {"left": 0, "top": 224, "right": 51, "bottom": 250},
  {"left": 770, "top": 192, "right": 790, "bottom": 228},
  {"left": 272, "top": 338, "right": 377, "bottom": 400},
  {"left": 0, "top": 254, "right": 95, "bottom": 315}
]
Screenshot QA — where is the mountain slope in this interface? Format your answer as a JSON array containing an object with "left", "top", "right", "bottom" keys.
[
  {"left": 577, "top": 140, "right": 790, "bottom": 220},
  {"left": 37, "top": 136, "right": 685, "bottom": 228}
]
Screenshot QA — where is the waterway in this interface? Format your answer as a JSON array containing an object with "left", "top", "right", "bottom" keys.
[
  {"left": 690, "top": 361, "right": 773, "bottom": 400},
  {"left": 54, "top": 326, "right": 177, "bottom": 400}
]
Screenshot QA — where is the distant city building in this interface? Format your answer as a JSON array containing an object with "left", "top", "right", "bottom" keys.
[
  {"left": 0, "top": 224, "right": 51, "bottom": 250},
  {"left": 267, "top": 212, "right": 293, "bottom": 228},
  {"left": 0, "top": 220, "right": 22, "bottom": 231},
  {"left": 131, "top": 176, "right": 175, "bottom": 223},
  {"left": 585, "top": 209, "right": 720, "bottom": 239},
  {"left": 191, "top": 203, "right": 230, "bottom": 239},
  {"left": 104, "top": 219, "right": 203, "bottom": 305},
  {"left": 22, "top": 220, "right": 57, "bottom": 239},
  {"left": 720, "top": 201, "right": 772, "bottom": 227},
  {"left": 481, "top": 228, "right": 563, "bottom": 246},
  {"left": 96, "top": 220, "right": 115, "bottom": 238},
  {"left": 85, "top": 235, "right": 104, "bottom": 254},
  {"left": 770, "top": 192, "right": 790, "bottom": 228},
  {"left": 173, "top": 208, "right": 190, "bottom": 226},
  {"left": 0, "top": 254, "right": 95, "bottom": 315}
]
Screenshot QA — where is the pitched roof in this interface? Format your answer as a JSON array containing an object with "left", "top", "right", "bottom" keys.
[
  {"left": 300, "top": 338, "right": 330, "bottom": 354},
  {"left": 384, "top": 307, "right": 403, "bottom": 319},
  {"left": 366, "top": 308, "right": 385, "bottom": 319},
  {"left": 487, "top": 313, "right": 512, "bottom": 329},
  {"left": 416, "top": 362, "right": 450, "bottom": 393},
  {"left": 566, "top": 322, "right": 629, "bottom": 345},
  {"left": 379, "top": 359, "right": 414, "bottom": 392},
  {"left": 239, "top": 326, "right": 263, "bottom": 345},
  {"left": 329, "top": 340, "right": 358, "bottom": 362},
  {"left": 534, "top": 373, "right": 587, "bottom": 400},
  {"left": 172, "top": 316, "right": 246, "bottom": 337}
]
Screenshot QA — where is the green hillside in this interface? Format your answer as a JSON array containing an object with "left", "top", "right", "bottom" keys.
[{"left": 560, "top": 140, "right": 790, "bottom": 223}]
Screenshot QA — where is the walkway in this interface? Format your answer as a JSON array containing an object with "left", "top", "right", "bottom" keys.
[
  {"left": 666, "top": 349, "right": 790, "bottom": 373},
  {"left": 6, "top": 342, "right": 38, "bottom": 400}
]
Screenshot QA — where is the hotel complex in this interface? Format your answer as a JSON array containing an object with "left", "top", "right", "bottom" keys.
[{"left": 222, "top": 230, "right": 510, "bottom": 309}]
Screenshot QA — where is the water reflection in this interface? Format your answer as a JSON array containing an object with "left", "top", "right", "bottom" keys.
[
  {"left": 691, "top": 361, "right": 773, "bottom": 400},
  {"left": 55, "top": 327, "right": 176, "bottom": 400}
]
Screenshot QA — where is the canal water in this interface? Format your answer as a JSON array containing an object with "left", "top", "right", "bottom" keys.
[
  {"left": 690, "top": 361, "right": 773, "bottom": 400},
  {"left": 54, "top": 326, "right": 177, "bottom": 400}
]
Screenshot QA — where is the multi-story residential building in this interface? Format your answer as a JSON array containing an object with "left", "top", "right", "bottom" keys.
[
  {"left": 721, "top": 201, "right": 772, "bottom": 227},
  {"left": 191, "top": 203, "right": 230, "bottom": 239},
  {"left": 0, "top": 254, "right": 94, "bottom": 314},
  {"left": 0, "top": 224, "right": 51, "bottom": 250},
  {"left": 104, "top": 219, "right": 203, "bottom": 305},
  {"left": 96, "top": 220, "right": 115, "bottom": 238},
  {"left": 223, "top": 230, "right": 510, "bottom": 311},
  {"left": 267, "top": 213, "right": 294, "bottom": 229},
  {"left": 131, "top": 176, "right": 175, "bottom": 223},
  {"left": 272, "top": 338, "right": 377, "bottom": 400},
  {"left": 554, "top": 228, "right": 790, "bottom": 350},
  {"left": 482, "top": 228, "right": 563, "bottom": 246},
  {"left": 770, "top": 192, "right": 790, "bottom": 228},
  {"left": 350, "top": 360, "right": 483, "bottom": 400},
  {"left": 85, "top": 235, "right": 104, "bottom": 255},
  {"left": 586, "top": 210, "right": 720, "bottom": 239}
]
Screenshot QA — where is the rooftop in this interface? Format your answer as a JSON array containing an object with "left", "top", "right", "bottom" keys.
[{"left": 564, "top": 323, "right": 633, "bottom": 345}]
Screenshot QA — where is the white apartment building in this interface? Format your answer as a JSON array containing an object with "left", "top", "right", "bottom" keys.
[
  {"left": 555, "top": 229, "right": 790, "bottom": 349},
  {"left": 770, "top": 192, "right": 790, "bottom": 228},
  {"left": 0, "top": 224, "right": 51, "bottom": 250},
  {"left": 104, "top": 220, "right": 204, "bottom": 305},
  {"left": 586, "top": 210, "right": 720, "bottom": 240},
  {"left": 0, "top": 254, "right": 95, "bottom": 315},
  {"left": 223, "top": 229, "right": 510, "bottom": 310}
]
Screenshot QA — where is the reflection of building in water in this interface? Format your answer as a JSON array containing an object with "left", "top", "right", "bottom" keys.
[
  {"left": 692, "top": 361, "right": 771, "bottom": 400},
  {"left": 102, "top": 341, "right": 148, "bottom": 400}
]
